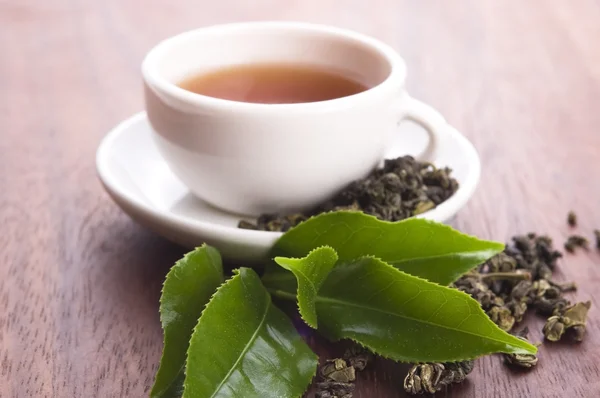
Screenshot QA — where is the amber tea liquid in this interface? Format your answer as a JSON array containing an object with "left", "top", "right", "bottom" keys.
[{"left": 178, "top": 63, "right": 369, "bottom": 104}]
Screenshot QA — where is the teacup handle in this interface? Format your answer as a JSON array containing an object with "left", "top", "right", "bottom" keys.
[{"left": 397, "top": 94, "right": 447, "bottom": 162}]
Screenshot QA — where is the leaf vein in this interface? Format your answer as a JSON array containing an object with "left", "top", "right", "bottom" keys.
[
  {"left": 316, "top": 295, "right": 511, "bottom": 345},
  {"left": 208, "top": 290, "right": 271, "bottom": 398},
  {"left": 365, "top": 280, "right": 397, "bottom": 303}
]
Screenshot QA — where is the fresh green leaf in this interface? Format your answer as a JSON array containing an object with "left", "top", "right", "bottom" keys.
[
  {"left": 265, "top": 255, "right": 536, "bottom": 363},
  {"left": 151, "top": 245, "right": 224, "bottom": 398},
  {"left": 274, "top": 246, "right": 338, "bottom": 328},
  {"left": 183, "top": 268, "right": 317, "bottom": 398},
  {"left": 271, "top": 212, "right": 504, "bottom": 285}
]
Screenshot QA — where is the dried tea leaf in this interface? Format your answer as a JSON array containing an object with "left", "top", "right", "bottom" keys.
[
  {"left": 487, "top": 306, "right": 516, "bottom": 332},
  {"left": 567, "top": 211, "right": 577, "bottom": 227},
  {"left": 404, "top": 361, "right": 474, "bottom": 395},
  {"left": 315, "top": 381, "right": 355, "bottom": 398},
  {"left": 404, "top": 363, "right": 446, "bottom": 394},
  {"left": 543, "top": 301, "right": 592, "bottom": 342},
  {"left": 264, "top": 255, "right": 537, "bottom": 362},
  {"left": 320, "top": 358, "right": 356, "bottom": 383},
  {"left": 151, "top": 245, "right": 224, "bottom": 398},
  {"left": 504, "top": 328, "right": 538, "bottom": 369},
  {"left": 271, "top": 212, "right": 504, "bottom": 285},
  {"left": 183, "top": 268, "right": 317, "bottom": 398},
  {"left": 543, "top": 316, "right": 566, "bottom": 342},
  {"left": 564, "top": 235, "right": 589, "bottom": 253},
  {"left": 274, "top": 246, "right": 338, "bottom": 328},
  {"left": 343, "top": 346, "right": 373, "bottom": 371}
]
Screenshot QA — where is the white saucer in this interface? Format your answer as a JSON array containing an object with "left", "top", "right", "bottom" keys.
[{"left": 96, "top": 111, "right": 480, "bottom": 262}]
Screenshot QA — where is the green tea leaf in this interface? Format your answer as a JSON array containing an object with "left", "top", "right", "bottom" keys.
[
  {"left": 265, "top": 255, "right": 536, "bottom": 363},
  {"left": 274, "top": 246, "right": 338, "bottom": 328},
  {"left": 183, "top": 268, "right": 317, "bottom": 398},
  {"left": 151, "top": 245, "right": 224, "bottom": 398},
  {"left": 272, "top": 212, "right": 504, "bottom": 285}
]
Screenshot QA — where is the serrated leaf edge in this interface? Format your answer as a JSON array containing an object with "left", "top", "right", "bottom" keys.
[
  {"left": 391, "top": 248, "right": 503, "bottom": 286},
  {"left": 152, "top": 244, "right": 222, "bottom": 398},
  {"left": 157, "top": 244, "right": 217, "bottom": 326},
  {"left": 181, "top": 269, "right": 246, "bottom": 397},
  {"left": 272, "top": 211, "right": 505, "bottom": 284},
  {"left": 277, "top": 210, "right": 505, "bottom": 255}
]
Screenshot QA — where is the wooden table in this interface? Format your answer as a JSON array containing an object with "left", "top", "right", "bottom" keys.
[{"left": 2, "top": 1, "right": 600, "bottom": 397}]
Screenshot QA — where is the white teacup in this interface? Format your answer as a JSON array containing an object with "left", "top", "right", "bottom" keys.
[{"left": 142, "top": 22, "right": 447, "bottom": 216}]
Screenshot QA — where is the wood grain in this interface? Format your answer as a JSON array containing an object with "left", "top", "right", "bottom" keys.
[{"left": 1, "top": 0, "right": 600, "bottom": 397}]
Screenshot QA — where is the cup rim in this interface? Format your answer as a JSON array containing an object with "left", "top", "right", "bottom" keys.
[{"left": 142, "top": 21, "right": 407, "bottom": 113}]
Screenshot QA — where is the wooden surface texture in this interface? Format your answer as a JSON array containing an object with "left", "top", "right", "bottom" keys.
[{"left": 1, "top": 0, "right": 600, "bottom": 397}]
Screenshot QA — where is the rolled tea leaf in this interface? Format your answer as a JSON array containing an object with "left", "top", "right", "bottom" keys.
[
  {"left": 265, "top": 256, "right": 537, "bottom": 363},
  {"left": 274, "top": 246, "right": 338, "bottom": 328},
  {"left": 183, "top": 268, "right": 317, "bottom": 398},
  {"left": 271, "top": 212, "right": 504, "bottom": 285},
  {"left": 151, "top": 245, "right": 224, "bottom": 398}
]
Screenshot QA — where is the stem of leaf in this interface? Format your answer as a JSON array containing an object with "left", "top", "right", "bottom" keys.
[
  {"left": 479, "top": 271, "right": 531, "bottom": 283},
  {"left": 549, "top": 280, "right": 577, "bottom": 292},
  {"left": 267, "top": 289, "right": 297, "bottom": 302}
]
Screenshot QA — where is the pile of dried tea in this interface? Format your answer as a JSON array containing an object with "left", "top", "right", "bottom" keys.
[
  {"left": 238, "top": 156, "right": 459, "bottom": 232},
  {"left": 402, "top": 228, "right": 592, "bottom": 395},
  {"left": 471, "top": 232, "right": 591, "bottom": 343},
  {"left": 469, "top": 232, "right": 590, "bottom": 341}
]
